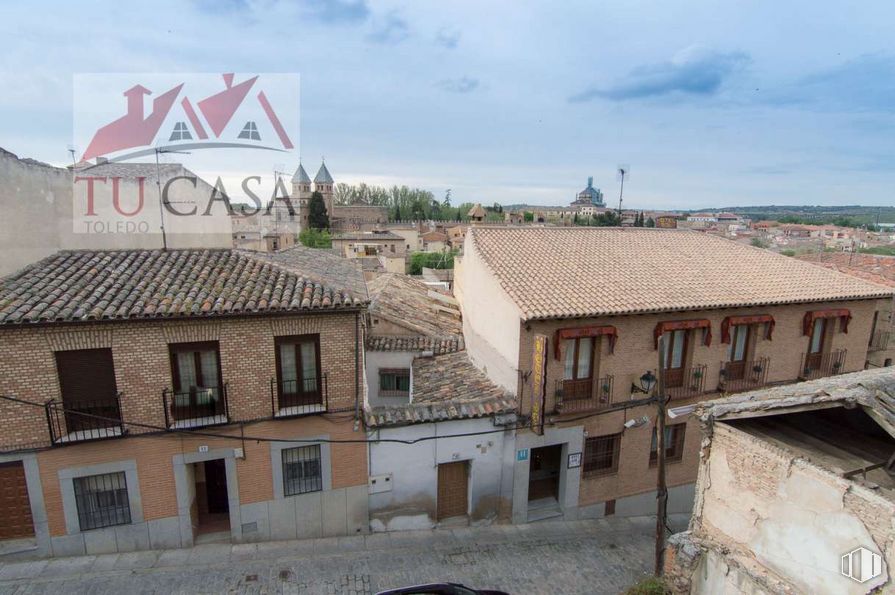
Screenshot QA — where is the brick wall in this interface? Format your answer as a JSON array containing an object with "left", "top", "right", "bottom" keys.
[
  {"left": 514, "top": 298, "right": 886, "bottom": 508},
  {"left": 0, "top": 311, "right": 363, "bottom": 450}
]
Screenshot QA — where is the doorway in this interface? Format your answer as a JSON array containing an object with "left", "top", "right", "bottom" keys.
[
  {"left": 194, "top": 459, "right": 230, "bottom": 537},
  {"left": 0, "top": 462, "right": 35, "bottom": 542},
  {"left": 528, "top": 445, "right": 562, "bottom": 503},
  {"left": 437, "top": 461, "right": 469, "bottom": 521}
]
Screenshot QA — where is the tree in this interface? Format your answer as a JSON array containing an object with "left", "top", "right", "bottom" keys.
[
  {"left": 308, "top": 191, "right": 330, "bottom": 230},
  {"left": 442, "top": 189, "right": 452, "bottom": 208},
  {"left": 394, "top": 204, "right": 402, "bottom": 221},
  {"left": 524, "top": 211, "right": 534, "bottom": 222},
  {"left": 574, "top": 213, "right": 579, "bottom": 224},
  {"left": 750, "top": 237, "right": 770, "bottom": 249},
  {"left": 298, "top": 228, "right": 332, "bottom": 249},
  {"left": 594, "top": 211, "right": 621, "bottom": 227},
  {"left": 645, "top": 217, "right": 655, "bottom": 228}
]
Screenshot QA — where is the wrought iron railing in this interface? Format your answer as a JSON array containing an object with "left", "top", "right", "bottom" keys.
[
  {"left": 162, "top": 384, "right": 229, "bottom": 429},
  {"left": 801, "top": 349, "right": 847, "bottom": 380},
  {"left": 869, "top": 330, "right": 892, "bottom": 352},
  {"left": 46, "top": 392, "right": 126, "bottom": 445},
  {"left": 719, "top": 357, "right": 770, "bottom": 393},
  {"left": 270, "top": 374, "right": 328, "bottom": 418},
  {"left": 555, "top": 376, "right": 613, "bottom": 413},
  {"left": 664, "top": 364, "right": 707, "bottom": 400}
]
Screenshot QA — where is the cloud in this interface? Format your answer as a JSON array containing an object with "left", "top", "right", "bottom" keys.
[
  {"left": 769, "top": 53, "right": 895, "bottom": 113},
  {"left": 570, "top": 46, "right": 749, "bottom": 103},
  {"left": 437, "top": 76, "right": 480, "bottom": 94},
  {"left": 435, "top": 28, "right": 460, "bottom": 49},
  {"left": 366, "top": 10, "right": 409, "bottom": 44},
  {"left": 302, "top": 0, "right": 370, "bottom": 24}
]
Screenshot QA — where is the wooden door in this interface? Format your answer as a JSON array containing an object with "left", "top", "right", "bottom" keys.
[
  {"left": 663, "top": 330, "right": 689, "bottom": 388},
  {"left": 204, "top": 459, "right": 229, "bottom": 514},
  {"left": 437, "top": 461, "right": 468, "bottom": 520},
  {"left": 0, "top": 462, "right": 34, "bottom": 540},
  {"left": 726, "top": 325, "right": 753, "bottom": 380}
]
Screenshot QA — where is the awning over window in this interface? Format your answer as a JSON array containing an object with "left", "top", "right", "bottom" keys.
[
  {"left": 554, "top": 325, "right": 618, "bottom": 359},
  {"left": 721, "top": 314, "right": 775, "bottom": 343},
  {"left": 654, "top": 319, "right": 712, "bottom": 349},
  {"left": 803, "top": 309, "right": 851, "bottom": 336}
]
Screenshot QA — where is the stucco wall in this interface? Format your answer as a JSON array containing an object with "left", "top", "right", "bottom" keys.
[
  {"left": 365, "top": 350, "right": 416, "bottom": 407},
  {"left": 367, "top": 418, "right": 514, "bottom": 531},
  {"left": 454, "top": 234, "right": 522, "bottom": 391},
  {"left": 691, "top": 421, "right": 895, "bottom": 594}
]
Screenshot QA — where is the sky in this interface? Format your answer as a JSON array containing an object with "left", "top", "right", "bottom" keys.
[{"left": 1, "top": 0, "right": 894, "bottom": 210}]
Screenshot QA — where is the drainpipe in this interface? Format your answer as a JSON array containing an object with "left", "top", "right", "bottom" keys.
[{"left": 355, "top": 311, "right": 361, "bottom": 425}]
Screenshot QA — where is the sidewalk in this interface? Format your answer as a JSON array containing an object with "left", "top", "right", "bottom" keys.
[{"left": 0, "top": 514, "right": 689, "bottom": 595}]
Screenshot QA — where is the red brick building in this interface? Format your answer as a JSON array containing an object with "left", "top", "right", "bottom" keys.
[{"left": 0, "top": 249, "right": 369, "bottom": 556}]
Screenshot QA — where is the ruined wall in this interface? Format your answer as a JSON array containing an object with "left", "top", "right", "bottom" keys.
[{"left": 683, "top": 421, "right": 895, "bottom": 594}]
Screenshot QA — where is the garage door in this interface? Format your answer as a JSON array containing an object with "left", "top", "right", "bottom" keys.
[
  {"left": 0, "top": 462, "right": 34, "bottom": 540},
  {"left": 437, "top": 461, "right": 468, "bottom": 520}
]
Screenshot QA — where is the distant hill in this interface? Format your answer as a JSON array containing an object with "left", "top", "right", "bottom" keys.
[{"left": 692, "top": 205, "right": 895, "bottom": 225}]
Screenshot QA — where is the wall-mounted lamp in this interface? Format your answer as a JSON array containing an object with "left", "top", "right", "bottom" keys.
[{"left": 631, "top": 370, "right": 657, "bottom": 395}]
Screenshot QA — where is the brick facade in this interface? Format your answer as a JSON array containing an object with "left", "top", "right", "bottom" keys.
[{"left": 514, "top": 298, "right": 887, "bottom": 509}]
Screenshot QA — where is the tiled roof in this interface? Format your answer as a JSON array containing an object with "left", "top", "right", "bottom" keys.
[
  {"left": 0, "top": 249, "right": 363, "bottom": 325},
  {"left": 332, "top": 231, "right": 403, "bottom": 241},
  {"left": 314, "top": 162, "right": 333, "bottom": 184},
  {"left": 254, "top": 245, "right": 368, "bottom": 299},
  {"left": 466, "top": 227, "right": 895, "bottom": 321},
  {"left": 794, "top": 252, "right": 895, "bottom": 288},
  {"left": 468, "top": 204, "right": 487, "bottom": 218},
  {"left": 74, "top": 161, "right": 185, "bottom": 179},
  {"left": 368, "top": 273, "right": 463, "bottom": 341},
  {"left": 291, "top": 163, "right": 311, "bottom": 184},
  {"left": 364, "top": 352, "right": 516, "bottom": 427},
  {"left": 365, "top": 335, "right": 463, "bottom": 354}
]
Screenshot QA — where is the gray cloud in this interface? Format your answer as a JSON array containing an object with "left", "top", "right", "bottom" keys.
[
  {"left": 437, "top": 76, "right": 480, "bottom": 94},
  {"left": 302, "top": 0, "right": 370, "bottom": 24},
  {"left": 435, "top": 28, "right": 460, "bottom": 49},
  {"left": 571, "top": 47, "right": 749, "bottom": 103},
  {"left": 367, "top": 10, "right": 409, "bottom": 44}
]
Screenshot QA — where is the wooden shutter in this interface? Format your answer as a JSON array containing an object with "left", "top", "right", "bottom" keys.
[
  {"left": 55, "top": 348, "right": 117, "bottom": 405},
  {"left": 437, "top": 461, "right": 468, "bottom": 520}
]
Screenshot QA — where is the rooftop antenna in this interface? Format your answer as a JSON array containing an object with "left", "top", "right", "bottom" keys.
[
  {"left": 616, "top": 165, "right": 630, "bottom": 219},
  {"left": 155, "top": 147, "right": 191, "bottom": 251},
  {"left": 66, "top": 144, "right": 77, "bottom": 169}
]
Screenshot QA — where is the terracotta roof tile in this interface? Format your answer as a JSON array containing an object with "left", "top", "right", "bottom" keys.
[
  {"left": 0, "top": 249, "right": 363, "bottom": 325},
  {"left": 794, "top": 252, "right": 895, "bottom": 288},
  {"left": 466, "top": 227, "right": 895, "bottom": 320}
]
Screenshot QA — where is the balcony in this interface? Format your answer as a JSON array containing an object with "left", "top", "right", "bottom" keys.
[
  {"left": 869, "top": 330, "right": 893, "bottom": 352},
  {"left": 46, "top": 393, "right": 126, "bottom": 445},
  {"left": 664, "top": 364, "right": 707, "bottom": 400},
  {"left": 555, "top": 376, "right": 613, "bottom": 413},
  {"left": 801, "top": 349, "right": 847, "bottom": 380},
  {"left": 270, "top": 375, "right": 328, "bottom": 418},
  {"left": 719, "top": 357, "right": 770, "bottom": 393},
  {"left": 162, "top": 384, "right": 229, "bottom": 429}
]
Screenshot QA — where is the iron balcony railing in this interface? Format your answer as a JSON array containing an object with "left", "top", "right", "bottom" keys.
[
  {"left": 869, "top": 330, "right": 892, "bottom": 352},
  {"left": 270, "top": 374, "right": 328, "bottom": 418},
  {"left": 719, "top": 357, "right": 770, "bottom": 393},
  {"left": 555, "top": 376, "right": 613, "bottom": 413},
  {"left": 162, "top": 383, "right": 229, "bottom": 429},
  {"left": 664, "top": 364, "right": 708, "bottom": 400},
  {"left": 46, "top": 392, "right": 126, "bottom": 445},
  {"left": 801, "top": 349, "right": 847, "bottom": 380}
]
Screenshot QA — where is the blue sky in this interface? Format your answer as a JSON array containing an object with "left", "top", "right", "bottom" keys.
[{"left": 1, "top": 0, "right": 894, "bottom": 209}]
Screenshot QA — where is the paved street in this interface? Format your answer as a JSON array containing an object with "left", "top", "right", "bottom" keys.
[{"left": 0, "top": 515, "right": 687, "bottom": 595}]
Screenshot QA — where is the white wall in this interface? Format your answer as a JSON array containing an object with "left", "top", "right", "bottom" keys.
[
  {"left": 367, "top": 418, "right": 515, "bottom": 531},
  {"left": 454, "top": 233, "right": 523, "bottom": 391},
  {"left": 365, "top": 350, "right": 416, "bottom": 407}
]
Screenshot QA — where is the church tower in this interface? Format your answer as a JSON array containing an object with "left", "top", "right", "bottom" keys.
[
  {"left": 291, "top": 162, "right": 312, "bottom": 230},
  {"left": 314, "top": 161, "right": 334, "bottom": 216}
]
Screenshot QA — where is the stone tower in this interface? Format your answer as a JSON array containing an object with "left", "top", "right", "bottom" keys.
[
  {"left": 314, "top": 161, "right": 334, "bottom": 216},
  {"left": 291, "top": 162, "right": 312, "bottom": 230}
]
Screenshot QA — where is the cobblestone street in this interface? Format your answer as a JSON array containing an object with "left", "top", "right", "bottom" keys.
[{"left": 0, "top": 515, "right": 687, "bottom": 595}]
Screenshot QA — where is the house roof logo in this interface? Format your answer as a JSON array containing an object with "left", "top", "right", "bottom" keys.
[
  {"left": 80, "top": 73, "right": 295, "bottom": 162},
  {"left": 841, "top": 546, "right": 883, "bottom": 584}
]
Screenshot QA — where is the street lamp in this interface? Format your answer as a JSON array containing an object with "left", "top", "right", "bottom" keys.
[{"left": 631, "top": 370, "right": 657, "bottom": 395}]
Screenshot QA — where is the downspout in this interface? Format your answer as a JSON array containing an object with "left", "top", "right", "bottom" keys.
[{"left": 355, "top": 311, "right": 361, "bottom": 424}]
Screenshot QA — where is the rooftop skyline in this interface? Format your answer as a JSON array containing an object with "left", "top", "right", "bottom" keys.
[{"left": 3, "top": 1, "right": 894, "bottom": 209}]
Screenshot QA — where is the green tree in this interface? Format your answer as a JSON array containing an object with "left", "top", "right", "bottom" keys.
[
  {"left": 594, "top": 211, "right": 621, "bottom": 227},
  {"left": 780, "top": 249, "right": 796, "bottom": 257},
  {"left": 750, "top": 237, "right": 770, "bottom": 249},
  {"left": 442, "top": 189, "right": 452, "bottom": 208},
  {"left": 308, "top": 191, "right": 330, "bottom": 230},
  {"left": 524, "top": 211, "right": 534, "bottom": 222},
  {"left": 409, "top": 251, "right": 457, "bottom": 275},
  {"left": 645, "top": 217, "right": 655, "bottom": 228},
  {"left": 298, "top": 228, "right": 332, "bottom": 249}
]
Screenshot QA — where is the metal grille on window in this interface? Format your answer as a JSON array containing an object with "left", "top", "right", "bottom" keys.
[
  {"left": 72, "top": 471, "right": 131, "bottom": 531},
  {"left": 583, "top": 434, "right": 619, "bottom": 475},
  {"left": 282, "top": 445, "right": 323, "bottom": 496}
]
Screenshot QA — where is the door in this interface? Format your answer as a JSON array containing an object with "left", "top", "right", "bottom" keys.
[
  {"left": 0, "top": 462, "right": 34, "bottom": 540},
  {"left": 528, "top": 445, "right": 562, "bottom": 502},
  {"left": 562, "top": 337, "right": 595, "bottom": 401},
  {"left": 662, "top": 330, "right": 689, "bottom": 388},
  {"left": 726, "top": 324, "right": 753, "bottom": 380},
  {"left": 437, "top": 461, "right": 468, "bottom": 520},
  {"left": 806, "top": 318, "right": 829, "bottom": 370},
  {"left": 204, "top": 459, "right": 229, "bottom": 515}
]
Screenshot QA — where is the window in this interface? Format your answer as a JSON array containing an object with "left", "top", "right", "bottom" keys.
[
  {"left": 662, "top": 329, "right": 688, "bottom": 370},
  {"left": 728, "top": 324, "right": 754, "bottom": 362},
  {"left": 562, "top": 337, "right": 594, "bottom": 380},
  {"left": 55, "top": 348, "right": 120, "bottom": 433},
  {"left": 379, "top": 368, "right": 410, "bottom": 397},
  {"left": 282, "top": 445, "right": 322, "bottom": 496},
  {"left": 169, "top": 342, "right": 223, "bottom": 418},
  {"left": 275, "top": 335, "right": 321, "bottom": 408},
  {"left": 809, "top": 317, "right": 829, "bottom": 354},
  {"left": 650, "top": 424, "right": 686, "bottom": 465},
  {"left": 238, "top": 121, "right": 261, "bottom": 141},
  {"left": 583, "top": 433, "right": 621, "bottom": 476},
  {"left": 168, "top": 121, "right": 192, "bottom": 141},
  {"left": 73, "top": 471, "right": 131, "bottom": 531}
]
